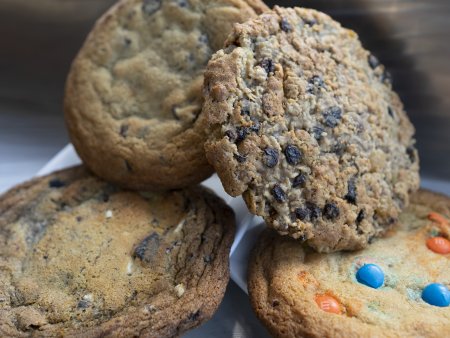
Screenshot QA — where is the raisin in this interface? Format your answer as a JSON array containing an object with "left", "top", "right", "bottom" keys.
[
  {"left": 171, "top": 105, "right": 179, "bottom": 120},
  {"left": 224, "top": 130, "right": 237, "bottom": 142},
  {"left": 388, "top": 107, "right": 394, "bottom": 118},
  {"left": 192, "top": 110, "right": 201, "bottom": 123},
  {"left": 272, "top": 300, "right": 279, "bottom": 307},
  {"left": 293, "top": 173, "right": 306, "bottom": 188},
  {"left": 323, "top": 107, "right": 342, "bottom": 128},
  {"left": 312, "top": 126, "right": 325, "bottom": 140},
  {"left": 285, "top": 145, "right": 302, "bottom": 165},
  {"left": 406, "top": 147, "right": 415, "bottom": 163},
  {"left": 235, "top": 127, "right": 248, "bottom": 143},
  {"left": 296, "top": 207, "right": 309, "bottom": 220},
  {"left": 280, "top": 18, "right": 292, "bottom": 32},
  {"left": 120, "top": 125, "right": 129, "bottom": 137},
  {"left": 307, "top": 19, "right": 318, "bottom": 26},
  {"left": 306, "top": 85, "right": 314, "bottom": 94},
  {"left": 309, "top": 204, "right": 322, "bottom": 220},
  {"left": 174, "top": 0, "right": 188, "bottom": 7},
  {"left": 204, "top": 255, "right": 211, "bottom": 264},
  {"left": 383, "top": 70, "right": 393, "bottom": 84},
  {"left": 324, "top": 202, "right": 340, "bottom": 220},
  {"left": 241, "top": 106, "right": 250, "bottom": 116},
  {"left": 272, "top": 184, "right": 286, "bottom": 203},
  {"left": 124, "top": 38, "right": 131, "bottom": 46},
  {"left": 260, "top": 58, "right": 275, "bottom": 75},
  {"left": 234, "top": 153, "right": 247, "bottom": 163},
  {"left": 357, "top": 210, "right": 365, "bottom": 222},
  {"left": 310, "top": 76, "right": 325, "bottom": 88},
  {"left": 49, "top": 179, "right": 64, "bottom": 188},
  {"left": 368, "top": 53, "right": 380, "bottom": 69},
  {"left": 198, "top": 33, "right": 209, "bottom": 45},
  {"left": 346, "top": 181, "right": 357, "bottom": 204},
  {"left": 77, "top": 301, "right": 88, "bottom": 309},
  {"left": 76, "top": 216, "right": 82, "bottom": 222},
  {"left": 188, "top": 310, "right": 201, "bottom": 321},
  {"left": 250, "top": 122, "right": 261, "bottom": 134},
  {"left": 263, "top": 147, "right": 278, "bottom": 168},
  {"left": 134, "top": 232, "right": 160, "bottom": 263},
  {"left": 142, "top": 0, "right": 162, "bottom": 15},
  {"left": 125, "top": 160, "right": 133, "bottom": 172}
]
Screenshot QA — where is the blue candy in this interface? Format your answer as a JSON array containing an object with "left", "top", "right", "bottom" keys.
[
  {"left": 356, "top": 264, "right": 384, "bottom": 289},
  {"left": 422, "top": 283, "right": 450, "bottom": 307}
]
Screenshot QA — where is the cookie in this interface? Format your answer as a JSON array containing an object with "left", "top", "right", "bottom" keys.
[
  {"left": 0, "top": 166, "right": 235, "bottom": 337},
  {"left": 248, "top": 189, "right": 450, "bottom": 338},
  {"left": 64, "top": 0, "right": 269, "bottom": 191},
  {"left": 202, "top": 6, "right": 420, "bottom": 252}
]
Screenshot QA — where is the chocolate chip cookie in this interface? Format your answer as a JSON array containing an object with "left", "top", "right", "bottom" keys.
[
  {"left": 64, "top": 0, "right": 269, "bottom": 191},
  {"left": 0, "top": 166, "right": 235, "bottom": 337},
  {"left": 202, "top": 6, "right": 419, "bottom": 252},
  {"left": 248, "top": 189, "right": 450, "bottom": 338}
]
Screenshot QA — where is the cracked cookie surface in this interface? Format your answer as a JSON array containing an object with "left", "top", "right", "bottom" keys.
[
  {"left": 64, "top": 0, "right": 268, "bottom": 191},
  {"left": 202, "top": 6, "right": 419, "bottom": 252},
  {"left": 0, "top": 166, "right": 235, "bottom": 337},
  {"left": 248, "top": 189, "right": 450, "bottom": 338}
]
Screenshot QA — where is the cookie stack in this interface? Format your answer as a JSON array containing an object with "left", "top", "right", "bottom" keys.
[{"left": 2, "top": 0, "right": 449, "bottom": 337}]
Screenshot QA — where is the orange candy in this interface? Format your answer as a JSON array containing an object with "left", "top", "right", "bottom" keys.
[
  {"left": 315, "top": 295, "right": 341, "bottom": 314},
  {"left": 426, "top": 237, "right": 450, "bottom": 254},
  {"left": 428, "top": 213, "right": 449, "bottom": 227}
]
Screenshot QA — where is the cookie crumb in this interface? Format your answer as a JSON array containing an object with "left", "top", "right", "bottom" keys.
[
  {"left": 174, "top": 284, "right": 185, "bottom": 298},
  {"left": 83, "top": 294, "right": 94, "bottom": 302},
  {"left": 106, "top": 210, "right": 113, "bottom": 219}
]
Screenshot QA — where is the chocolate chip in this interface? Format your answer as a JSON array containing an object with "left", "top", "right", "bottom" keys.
[
  {"left": 234, "top": 153, "right": 247, "bottom": 163},
  {"left": 368, "top": 53, "right": 380, "bottom": 69},
  {"left": 188, "top": 310, "right": 201, "bottom": 321},
  {"left": 124, "top": 38, "right": 131, "bottom": 46},
  {"left": 310, "top": 76, "right": 325, "bottom": 88},
  {"left": 285, "top": 145, "right": 302, "bottom": 165},
  {"left": 260, "top": 58, "right": 275, "bottom": 75},
  {"left": 76, "top": 216, "right": 82, "bottom": 222},
  {"left": 406, "top": 147, "right": 415, "bottom": 163},
  {"left": 388, "top": 107, "right": 394, "bottom": 118},
  {"left": 224, "top": 130, "right": 237, "bottom": 142},
  {"left": 77, "top": 301, "right": 88, "bottom": 309},
  {"left": 346, "top": 181, "right": 357, "bottom": 204},
  {"left": 312, "top": 126, "right": 325, "bottom": 140},
  {"left": 120, "top": 125, "right": 129, "bottom": 137},
  {"left": 308, "top": 204, "right": 322, "bottom": 220},
  {"left": 323, "top": 107, "right": 342, "bottom": 128},
  {"left": 134, "top": 232, "right": 160, "bottom": 263},
  {"left": 49, "top": 179, "right": 64, "bottom": 188},
  {"left": 280, "top": 18, "right": 292, "bottom": 32},
  {"left": 272, "top": 184, "right": 286, "bottom": 203},
  {"left": 125, "top": 160, "right": 133, "bottom": 172},
  {"left": 263, "top": 147, "right": 278, "bottom": 168},
  {"left": 295, "top": 207, "right": 308, "bottom": 220},
  {"left": 357, "top": 210, "right": 365, "bottom": 222},
  {"left": 272, "top": 300, "right": 279, "bottom": 307},
  {"left": 171, "top": 105, "right": 179, "bottom": 120},
  {"left": 324, "top": 202, "right": 340, "bottom": 220},
  {"left": 293, "top": 173, "right": 306, "bottom": 188},
  {"left": 142, "top": 0, "right": 162, "bottom": 15},
  {"left": 43, "top": 255, "right": 48, "bottom": 259},
  {"left": 383, "top": 70, "right": 393, "bottom": 84}
]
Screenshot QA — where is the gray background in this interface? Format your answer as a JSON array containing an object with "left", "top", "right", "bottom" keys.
[{"left": 1, "top": 0, "right": 450, "bottom": 337}]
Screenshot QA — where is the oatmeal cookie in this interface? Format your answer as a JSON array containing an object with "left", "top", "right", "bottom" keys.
[
  {"left": 64, "top": 0, "right": 269, "bottom": 191},
  {"left": 202, "top": 6, "right": 419, "bottom": 252},
  {"left": 248, "top": 189, "right": 450, "bottom": 338},
  {"left": 0, "top": 166, "right": 235, "bottom": 337}
]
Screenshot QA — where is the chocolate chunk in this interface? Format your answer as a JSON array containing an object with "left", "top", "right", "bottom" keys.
[
  {"left": 295, "top": 207, "right": 309, "bottom": 221},
  {"left": 312, "top": 126, "right": 325, "bottom": 140},
  {"left": 49, "top": 179, "right": 64, "bottom": 188},
  {"left": 323, "top": 107, "right": 342, "bottom": 128},
  {"left": 357, "top": 210, "right": 365, "bottom": 222},
  {"left": 125, "top": 160, "right": 133, "bottom": 172},
  {"left": 260, "top": 58, "right": 275, "bottom": 75},
  {"left": 134, "top": 232, "right": 160, "bottom": 263},
  {"left": 188, "top": 310, "right": 201, "bottom": 321},
  {"left": 142, "top": 0, "right": 162, "bottom": 15},
  {"left": 224, "top": 130, "right": 237, "bottom": 142},
  {"left": 368, "top": 53, "right": 380, "bottom": 69},
  {"left": 272, "top": 300, "right": 279, "bottom": 307},
  {"left": 280, "top": 18, "right": 292, "bottom": 32},
  {"left": 285, "top": 145, "right": 302, "bottom": 165},
  {"left": 310, "top": 76, "right": 325, "bottom": 88},
  {"left": 171, "top": 105, "right": 179, "bottom": 120},
  {"left": 388, "top": 107, "right": 394, "bottom": 118},
  {"left": 406, "top": 147, "right": 415, "bottom": 163},
  {"left": 293, "top": 173, "right": 306, "bottom": 188},
  {"left": 234, "top": 153, "right": 247, "bottom": 163},
  {"left": 263, "top": 147, "right": 278, "bottom": 168},
  {"left": 308, "top": 204, "right": 322, "bottom": 220},
  {"left": 77, "top": 301, "right": 88, "bottom": 309},
  {"left": 272, "top": 184, "right": 286, "bottom": 203},
  {"left": 324, "top": 202, "right": 340, "bottom": 220},
  {"left": 120, "top": 125, "right": 129, "bottom": 137},
  {"left": 346, "top": 181, "right": 357, "bottom": 204}
]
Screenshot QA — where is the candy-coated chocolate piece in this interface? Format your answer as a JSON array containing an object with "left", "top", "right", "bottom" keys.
[
  {"left": 356, "top": 263, "right": 384, "bottom": 289},
  {"left": 428, "top": 213, "right": 449, "bottom": 227},
  {"left": 315, "top": 295, "right": 341, "bottom": 314},
  {"left": 422, "top": 283, "right": 450, "bottom": 307},
  {"left": 426, "top": 237, "right": 450, "bottom": 254}
]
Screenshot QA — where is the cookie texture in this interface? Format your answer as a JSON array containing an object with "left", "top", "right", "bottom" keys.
[
  {"left": 64, "top": 0, "right": 269, "bottom": 191},
  {"left": 248, "top": 189, "right": 450, "bottom": 338},
  {"left": 0, "top": 166, "right": 235, "bottom": 337},
  {"left": 202, "top": 6, "right": 419, "bottom": 252}
]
